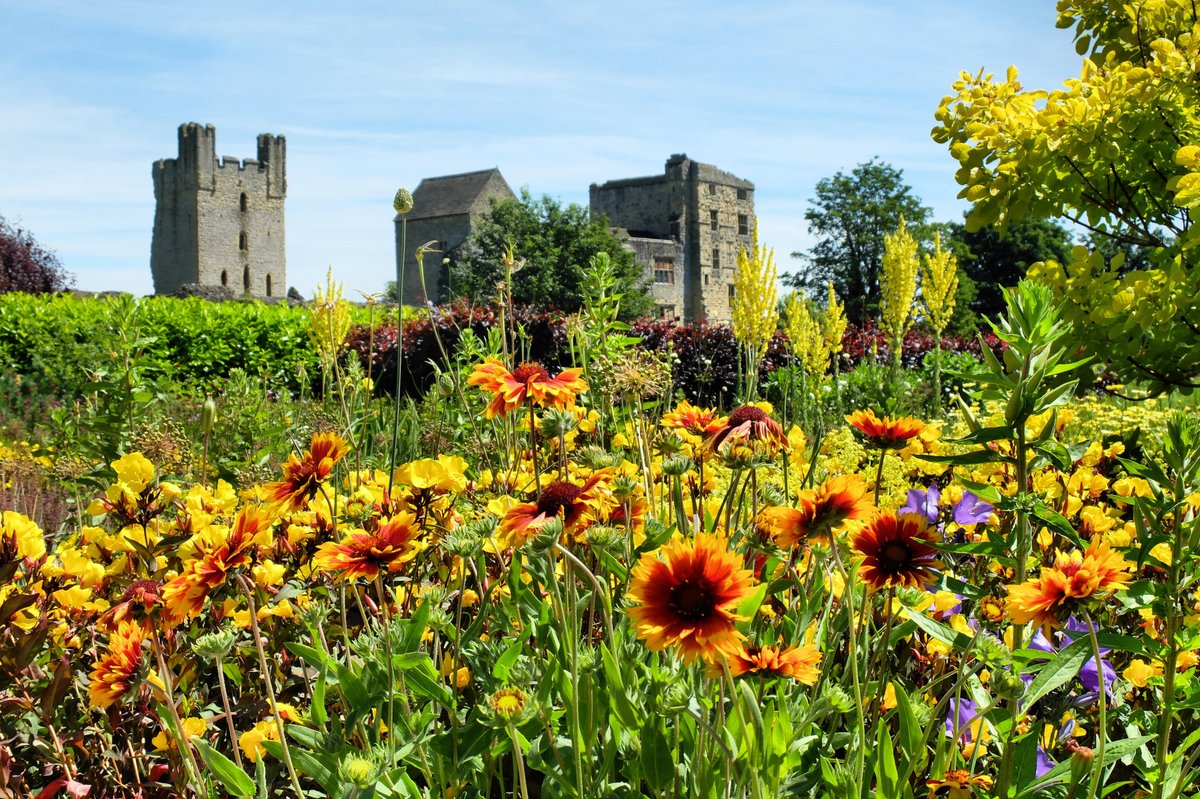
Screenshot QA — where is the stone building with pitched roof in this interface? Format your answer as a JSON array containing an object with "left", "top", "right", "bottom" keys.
[{"left": 394, "top": 168, "right": 515, "bottom": 305}]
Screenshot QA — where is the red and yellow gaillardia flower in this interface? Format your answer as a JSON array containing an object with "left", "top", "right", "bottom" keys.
[
  {"left": 661, "top": 400, "right": 727, "bottom": 439},
  {"left": 1006, "top": 538, "right": 1133, "bottom": 629},
  {"left": 926, "top": 769, "right": 994, "bottom": 799},
  {"left": 852, "top": 511, "right": 942, "bottom": 591},
  {"left": 720, "top": 642, "right": 822, "bottom": 684},
  {"left": 759, "top": 475, "right": 874, "bottom": 548},
  {"left": 88, "top": 620, "right": 148, "bottom": 709},
  {"left": 627, "top": 532, "right": 754, "bottom": 663},
  {"left": 466, "top": 358, "right": 588, "bottom": 419},
  {"left": 703, "top": 404, "right": 789, "bottom": 458},
  {"left": 162, "top": 505, "right": 272, "bottom": 622},
  {"left": 496, "top": 470, "right": 614, "bottom": 550},
  {"left": 313, "top": 512, "right": 424, "bottom": 582},
  {"left": 846, "top": 408, "right": 925, "bottom": 450},
  {"left": 266, "top": 432, "right": 349, "bottom": 510}
]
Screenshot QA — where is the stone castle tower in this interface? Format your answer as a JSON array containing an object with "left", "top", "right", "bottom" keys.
[
  {"left": 151, "top": 123, "right": 286, "bottom": 298},
  {"left": 590, "top": 154, "right": 754, "bottom": 324}
]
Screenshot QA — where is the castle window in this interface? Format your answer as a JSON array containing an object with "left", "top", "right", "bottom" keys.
[
  {"left": 239, "top": 232, "right": 248, "bottom": 251},
  {"left": 709, "top": 209, "right": 718, "bottom": 231},
  {"left": 660, "top": 305, "right": 676, "bottom": 320},
  {"left": 738, "top": 214, "right": 749, "bottom": 236},
  {"left": 728, "top": 284, "right": 736, "bottom": 302},
  {"left": 712, "top": 247, "right": 720, "bottom": 268},
  {"left": 266, "top": 274, "right": 272, "bottom": 297},
  {"left": 653, "top": 259, "right": 674, "bottom": 285},
  {"left": 737, "top": 188, "right": 748, "bottom": 201},
  {"left": 220, "top": 270, "right": 228, "bottom": 287},
  {"left": 243, "top": 266, "right": 250, "bottom": 292},
  {"left": 707, "top": 183, "right": 716, "bottom": 196},
  {"left": 240, "top": 193, "right": 248, "bottom": 212}
]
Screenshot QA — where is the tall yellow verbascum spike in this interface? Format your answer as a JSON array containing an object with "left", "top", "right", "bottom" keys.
[
  {"left": 784, "top": 293, "right": 830, "bottom": 378},
  {"left": 880, "top": 217, "right": 920, "bottom": 371},
  {"left": 920, "top": 231, "right": 958, "bottom": 338},
  {"left": 823, "top": 282, "right": 847, "bottom": 356},
  {"left": 309, "top": 266, "right": 352, "bottom": 374},
  {"left": 732, "top": 222, "right": 779, "bottom": 398}
]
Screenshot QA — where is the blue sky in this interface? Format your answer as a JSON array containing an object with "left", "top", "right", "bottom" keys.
[{"left": 0, "top": 1, "right": 1083, "bottom": 297}]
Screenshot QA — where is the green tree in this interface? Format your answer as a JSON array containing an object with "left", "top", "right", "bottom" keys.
[
  {"left": 450, "top": 189, "right": 653, "bottom": 317},
  {"left": 933, "top": 1, "right": 1200, "bottom": 391},
  {"left": 785, "top": 159, "right": 931, "bottom": 325},
  {"left": 942, "top": 217, "right": 1073, "bottom": 322}
]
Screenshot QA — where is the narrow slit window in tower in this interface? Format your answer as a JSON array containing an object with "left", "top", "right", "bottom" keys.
[
  {"left": 239, "top": 232, "right": 248, "bottom": 251},
  {"left": 266, "top": 274, "right": 272, "bottom": 297},
  {"left": 221, "top": 270, "right": 228, "bottom": 287},
  {"left": 240, "top": 193, "right": 248, "bottom": 212},
  {"left": 243, "top": 265, "right": 250, "bottom": 292}
]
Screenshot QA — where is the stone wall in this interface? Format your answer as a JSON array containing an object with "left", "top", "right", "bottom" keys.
[
  {"left": 397, "top": 215, "right": 469, "bottom": 305},
  {"left": 151, "top": 123, "right": 286, "bottom": 299},
  {"left": 589, "top": 154, "right": 754, "bottom": 324},
  {"left": 624, "top": 235, "right": 685, "bottom": 320}
]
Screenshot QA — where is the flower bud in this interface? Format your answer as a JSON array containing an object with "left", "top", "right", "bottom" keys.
[
  {"left": 200, "top": 395, "right": 218, "bottom": 436},
  {"left": 392, "top": 188, "right": 413, "bottom": 215}
]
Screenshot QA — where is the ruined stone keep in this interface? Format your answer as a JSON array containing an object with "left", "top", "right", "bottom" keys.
[
  {"left": 151, "top": 123, "right": 286, "bottom": 298},
  {"left": 395, "top": 168, "right": 515, "bottom": 305},
  {"left": 591, "top": 154, "right": 754, "bottom": 324}
]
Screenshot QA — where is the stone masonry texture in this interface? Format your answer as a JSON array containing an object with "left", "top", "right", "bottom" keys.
[{"left": 152, "top": 123, "right": 286, "bottom": 298}]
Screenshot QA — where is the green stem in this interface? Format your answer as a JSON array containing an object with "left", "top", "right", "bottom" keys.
[{"left": 1083, "top": 614, "right": 1107, "bottom": 799}]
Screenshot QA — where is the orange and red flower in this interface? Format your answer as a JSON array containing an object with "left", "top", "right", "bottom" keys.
[
  {"left": 1006, "top": 539, "right": 1132, "bottom": 629},
  {"left": 703, "top": 405, "right": 789, "bottom": 458},
  {"left": 926, "top": 770, "right": 993, "bottom": 799},
  {"left": 495, "top": 470, "right": 614, "bottom": 550},
  {"left": 852, "top": 511, "right": 941, "bottom": 591},
  {"left": 467, "top": 358, "right": 588, "bottom": 419},
  {"left": 627, "top": 532, "right": 754, "bottom": 663},
  {"left": 314, "top": 512, "right": 424, "bottom": 582},
  {"left": 759, "top": 475, "right": 874, "bottom": 548},
  {"left": 846, "top": 408, "right": 925, "bottom": 450},
  {"left": 661, "top": 400, "right": 727, "bottom": 439},
  {"left": 88, "top": 620, "right": 148, "bottom": 709},
  {"left": 162, "top": 505, "right": 272, "bottom": 622},
  {"left": 721, "top": 642, "right": 822, "bottom": 684},
  {"left": 266, "top": 432, "right": 349, "bottom": 510}
]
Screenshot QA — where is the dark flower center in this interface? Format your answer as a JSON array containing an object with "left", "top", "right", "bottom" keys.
[
  {"left": 536, "top": 481, "right": 582, "bottom": 517},
  {"left": 880, "top": 541, "right": 913, "bottom": 572},
  {"left": 669, "top": 578, "right": 715, "bottom": 622},
  {"left": 513, "top": 362, "right": 550, "bottom": 385},
  {"left": 121, "top": 579, "right": 162, "bottom": 603},
  {"left": 726, "top": 405, "right": 768, "bottom": 427}
]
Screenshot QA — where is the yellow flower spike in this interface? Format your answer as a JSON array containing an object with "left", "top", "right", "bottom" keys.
[{"left": 880, "top": 217, "right": 920, "bottom": 370}]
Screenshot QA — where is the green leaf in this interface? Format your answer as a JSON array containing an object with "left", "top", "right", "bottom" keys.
[
  {"left": 600, "top": 644, "right": 639, "bottom": 730},
  {"left": 873, "top": 722, "right": 900, "bottom": 799},
  {"left": 194, "top": 738, "right": 255, "bottom": 798},
  {"left": 492, "top": 628, "right": 531, "bottom": 681},
  {"left": 904, "top": 608, "right": 973, "bottom": 653},
  {"left": 1022, "top": 636, "right": 1091, "bottom": 709},
  {"left": 640, "top": 721, "right": 674, "bottom": 792},
  {"left": 1025, "top": 736, "right": 1152, "bottom": 792}
]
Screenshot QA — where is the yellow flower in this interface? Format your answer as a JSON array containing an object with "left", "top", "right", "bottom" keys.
[
  {"left": 253, "top": 560, "right": 288, "bottom": 589},
  {"left": 111, "top": 452, "right": 155, "bottom": 494},
  {"left": 920, "top": 230, "right": 958, "bottom": 337},
  {"left": 153, "top": 716, "right": 208, "bottom": 751},
  {"left": 731, "top": 222, "right": 779, "bottom": 378},
  {"left": 1123, "top": 659, "right": 1162, "bottom": 688},
  {"left": 1, "top": 510, "right": 46, "bottom": 561},
  {"left": 239, "top": 719, "right": 280, "bottom": 763},
  {"left": 880, "top": 217, "right": 919, "bottom": 365}
]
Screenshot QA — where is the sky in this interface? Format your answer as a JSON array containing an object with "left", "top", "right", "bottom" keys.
[{"left": 0, "top": 1, "right": 1085, "bottom": 298}]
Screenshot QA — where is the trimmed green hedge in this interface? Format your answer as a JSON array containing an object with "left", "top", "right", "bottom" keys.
[{"left": 0, "top": 293, "right": 339, "bottom": 400}]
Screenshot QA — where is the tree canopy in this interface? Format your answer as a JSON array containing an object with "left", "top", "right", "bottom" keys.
[
  {"left": 786, "top": 159, "right": 931, "bottom": 325},
  {"left": 450, "top": 189, "right": 653, "bottom": 318},
  {"left": 932, "top": 0, "right": 1200, "bottom": 391},
  {"left": 0, "top": 215, "right": 74, "bottom": 294},
  {"left": 942, "top": 217, "right": 1073, "bottom": 323}
]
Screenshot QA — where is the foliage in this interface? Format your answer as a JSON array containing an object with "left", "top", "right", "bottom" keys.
[
  {"left": 0, "top": 214, "right": 74, "bottom": 294},
  {"left": 450, "top": 189, "right": 654, "bottom": 317},
  {"left": 786, "top": 159, "right": 931, "bottom": 325},
  {"left": 943, "top": 218, "right": 1073, "bottom": 323},
  {"left": 932, "top": 1, "right": 1200, "bottom": 391}
]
